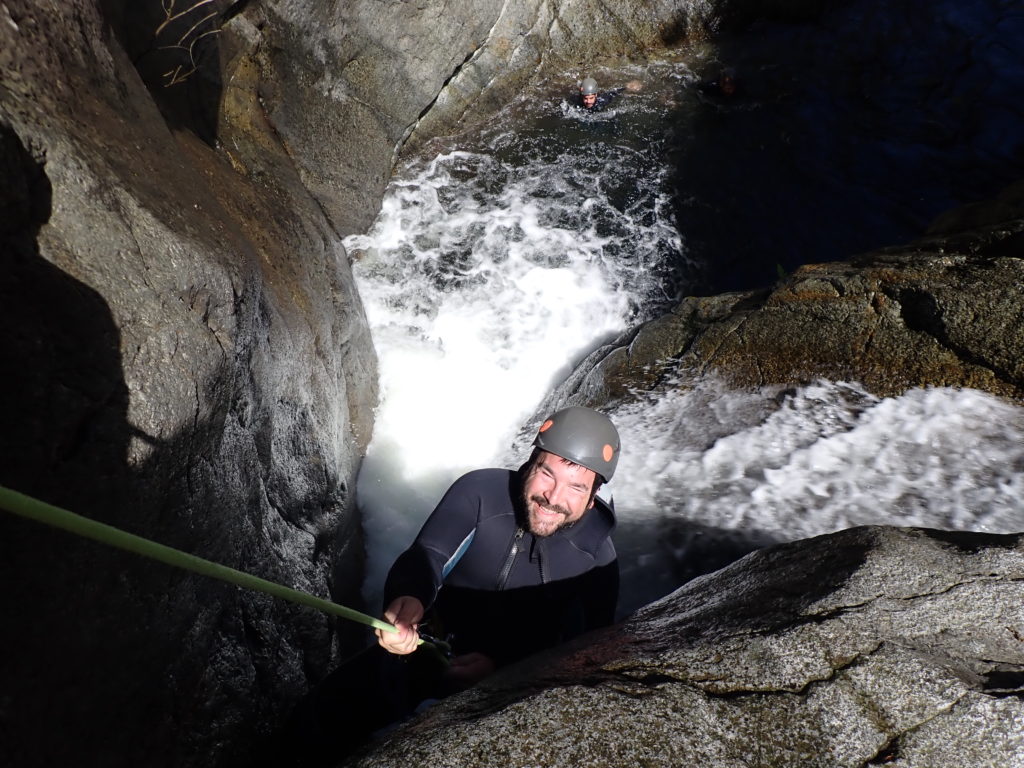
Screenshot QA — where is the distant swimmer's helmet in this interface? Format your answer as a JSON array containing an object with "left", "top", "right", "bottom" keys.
[
  {"left": 580, "top": 77, "right": 599, "bottom": 96},
  {"left": 533, "top": 406, "right": 620, "bottom": 483}
]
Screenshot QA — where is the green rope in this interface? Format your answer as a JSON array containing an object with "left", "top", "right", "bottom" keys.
[{"left": 0, "top": 484, "right": 397, "bottom": 635}]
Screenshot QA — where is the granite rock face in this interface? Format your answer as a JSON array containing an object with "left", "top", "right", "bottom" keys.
[
  {"left": 0, "top": 2, "right": 376, "bottom": 767},
  {"left": 0, "top": 0, "right": 803, "bottom": 765},
  {"left": 216, "top": 0, "right": 755, "bottom": 228},
  {"left": 107, "top": 0, "right": 816, "bottom": 235},
  {"left": 551, "top": 207, "right": 1024, "bottom": 409},
  {"left": 349, "top": 527, "right": 1024, "bottom": 767}
]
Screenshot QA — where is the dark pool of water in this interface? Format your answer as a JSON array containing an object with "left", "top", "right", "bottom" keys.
[
  {"left": 667, "top": 0, "right": 1024, "bottom": 293},
  {"left": 422, "top": 0, "right": 1024, "bottom": 307}
]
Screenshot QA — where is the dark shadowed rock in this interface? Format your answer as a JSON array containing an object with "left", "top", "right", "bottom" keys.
[
  {"left": 1, "top": 2, "right": 376, "bottom": 766},
  {"left": 349, "top": 527, "right": 1024, "bottom": 767}
]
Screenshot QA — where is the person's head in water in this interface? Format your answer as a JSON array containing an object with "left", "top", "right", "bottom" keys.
[
  {"left": 522, "top": 406, "right": 619, "bottom": 536},
  {"left": 719, "top": 67, "right": 737, "bottom": 96},
  {"left": 579, "top": 76, "right": 599, "bottom": 109}
]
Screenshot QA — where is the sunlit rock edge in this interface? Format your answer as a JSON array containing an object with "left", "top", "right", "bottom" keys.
[{"left": 548, "top": 186, "right": 1024, "bottom": 409}]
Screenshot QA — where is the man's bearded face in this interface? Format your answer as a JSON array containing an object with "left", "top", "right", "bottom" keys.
[{"left": 523, "top": 451, "right": 596, "bottom": 537}]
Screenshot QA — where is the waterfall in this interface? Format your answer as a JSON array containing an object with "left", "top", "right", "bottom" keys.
[{"left": 345, "top": 43, "right": 1024, "bottom": 614}]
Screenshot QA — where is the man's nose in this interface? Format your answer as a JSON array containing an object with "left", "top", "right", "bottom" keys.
[{"left": 544, "top": 482, "right": 567, "bottom": 507}]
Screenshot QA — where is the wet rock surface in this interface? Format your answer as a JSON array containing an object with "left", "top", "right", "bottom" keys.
[
  {"left": 2, "top": 0, "right": 1022, "bottom": 766},
  {"left": 349, "top": 527, "right": 1024, "bottom": 767},
  {"left": 558, "top": 202, "right": 1024, "bottom": 407},
  {"left": 1, "top": 2, "right": 377, "bottom": 767}
]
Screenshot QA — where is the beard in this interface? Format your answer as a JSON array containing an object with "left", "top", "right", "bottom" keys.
[{"left": 524, "top": 493, "right": 571, "bottom": 537}]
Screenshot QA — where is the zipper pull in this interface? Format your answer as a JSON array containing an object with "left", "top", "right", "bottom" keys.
[{"left": 497, "top": 527, "right": 524, "bottom": 590}]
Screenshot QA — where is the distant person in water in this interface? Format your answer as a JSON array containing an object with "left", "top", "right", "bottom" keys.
[
  {"left": 278, "top": 406, "right": 621, "bottom": 765},
  {"left": 698, "top": 67, "right": 740, "bottom": 102},
  {"left": 575, "top": 75, "right": 643, "bottom": 111}
]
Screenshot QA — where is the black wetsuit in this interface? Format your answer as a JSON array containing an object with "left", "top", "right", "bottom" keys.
[
  {"left": 385, "top": 466, "right": 619, "bottom": 665},
  {"left": 697, "top": 79, "right": 741, "bottom": 105},
  {"left": 279, "top": 464, "right": 618, "bottom": 764},
  {"left": 575, "top": 87, "right": 624, "bottom": 112}
]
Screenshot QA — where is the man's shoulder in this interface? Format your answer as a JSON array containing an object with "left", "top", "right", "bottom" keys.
[
  {"left": 575, "top": 494, "right": 616, "bottom": 540},
  {"left": 444, "top": 467, "right": 517, "bottom": 504},
  {"left": 454, "top": 467, "right": 515, "bottom": 486}
]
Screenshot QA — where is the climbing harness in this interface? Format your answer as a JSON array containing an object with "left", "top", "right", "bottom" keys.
[{"left": 0, "top": 484, "right": 399, "bottom": 635}]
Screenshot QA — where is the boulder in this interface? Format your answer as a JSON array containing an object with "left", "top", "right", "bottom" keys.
[
  {"left": 552, "top": 205, "right": 1024, "bottom": 408},
  {"left": 1, "top": 2, "right": 376, "bottom": 766},
  {"left": 4, "top": 0, "right": 1014, "bottom": 766},
  {"left": 349, "top": 526, "right": 1024, "bottom": 767}
]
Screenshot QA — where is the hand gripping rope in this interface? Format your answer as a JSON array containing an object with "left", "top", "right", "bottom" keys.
[{"left": 0, "top": 484, "right": 400, "bottom": 635}]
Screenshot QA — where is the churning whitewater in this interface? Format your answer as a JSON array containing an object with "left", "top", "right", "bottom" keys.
[{"left": 344, "top": 65, "right": 1024, "bottom": 614}]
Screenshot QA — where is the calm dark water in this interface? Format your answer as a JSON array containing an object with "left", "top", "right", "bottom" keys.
[{"left": 667, "top": 0, "right": 1024, "bottom": 291}]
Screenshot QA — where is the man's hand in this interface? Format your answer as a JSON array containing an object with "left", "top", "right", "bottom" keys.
[
  {"left": 442, "top": 652, "right": 496, "bottom": 692},
  {"left": 376, "top": 596, "right": 424, "bottom": 655}
]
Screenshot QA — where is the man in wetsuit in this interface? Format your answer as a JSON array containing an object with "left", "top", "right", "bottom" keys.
[
  {"left": 697, "top": 66, "right": 741, "bottom": 103},
  {"left": 377, "top": 405, "right": 620, "bottom": 689},
  {"left": 575, "top": 75, "right": 643, "bottom": 111},
  {"left": 280, "top": 406, "right": 620, "bottom": 764}
]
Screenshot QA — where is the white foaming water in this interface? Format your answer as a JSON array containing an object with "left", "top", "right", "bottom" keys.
[
  {"left": 345, "top": 86, "right": 685, "bottom": 602},
  {"left": 612, "top": 379, "right": 1024, "bottom": 533},
  {"left": 345, "top": 68, "right": 1024, "bottom": 613},
  {"left": 607, "top": 379, "right": 1024, "bottom": 613}
]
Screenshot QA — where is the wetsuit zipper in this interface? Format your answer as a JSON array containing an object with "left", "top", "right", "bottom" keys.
[
  {"left": 537, "top": 537, "right": 547, "bottom": 584},
  {"left": 497, "top": 527, "right": 524, "bottom": 590}
]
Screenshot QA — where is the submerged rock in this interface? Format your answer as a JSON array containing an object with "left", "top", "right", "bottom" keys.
[{"left": 349, "top": 526, "right": 1024, "bottom": 767}]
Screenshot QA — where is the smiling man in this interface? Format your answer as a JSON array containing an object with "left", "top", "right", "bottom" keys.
[
  {"left": 523, "top": 448, "right": 597, "bottom": 536},
  {"left": 283, "top": 407, "right": 620, "bottom": 764},
  {"left": 575, "top": 75, "right": 644, "bottom": 111},
  {"left": 378, "top": 405, "right": 620, "bottom": 687}
]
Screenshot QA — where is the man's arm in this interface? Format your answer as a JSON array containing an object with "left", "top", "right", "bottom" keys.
[{"left": 377, "top": 471, "right": 489, "bottom": 654}]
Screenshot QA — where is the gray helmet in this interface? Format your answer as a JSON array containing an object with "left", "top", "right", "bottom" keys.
[
  {"left": 532, "top": 406, "right": 620, "bottom": 483},
  {"left": 580, "top": 77, "right": 599, "bottom": 96}
]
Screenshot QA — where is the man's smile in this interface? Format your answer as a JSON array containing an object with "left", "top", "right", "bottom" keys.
[{"left": 530, "top": 495, "right": 568, "bottom": 519}]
